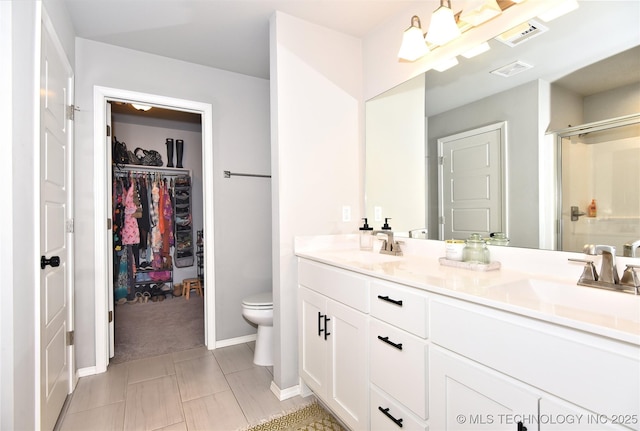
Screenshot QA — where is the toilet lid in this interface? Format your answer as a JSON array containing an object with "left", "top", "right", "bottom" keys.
[{"left": 242, "top": 292, "right": 273, "bottom": 307}]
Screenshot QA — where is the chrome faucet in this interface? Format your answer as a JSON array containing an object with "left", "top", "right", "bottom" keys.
[
  {"left": 373, "top": 218, "right": 403, "bottom": 256},
  {"left": 585, "top": 244, "right": 619, "bottom": 284},
  {"left": 570, "top": 244, "right": 639, "bottom": 294},
  {"left": 373, "top": 230, "right": 403, "bottom": 256},
  {"left": 623, "top": 239, "right": 640, "bottom": 257}
]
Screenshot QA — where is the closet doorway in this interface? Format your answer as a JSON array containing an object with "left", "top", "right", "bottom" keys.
[{"left": 93, "top": 87, "right": 216, "bottom": 373}]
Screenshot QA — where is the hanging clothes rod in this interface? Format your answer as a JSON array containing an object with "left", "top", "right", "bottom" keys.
[
  {"left": 224, "top": 170, "right": 271, "bottom": 179},
  {"left": 113, "top": 165, "right": 191, "bottom": 178}
]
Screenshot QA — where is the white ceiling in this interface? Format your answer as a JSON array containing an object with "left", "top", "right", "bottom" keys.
[
  {"left": 63, "top": 0, "right": 639, "bottom": 116},
  {"left": 63, "top": 0, "right": 425, "bottom": 80}
]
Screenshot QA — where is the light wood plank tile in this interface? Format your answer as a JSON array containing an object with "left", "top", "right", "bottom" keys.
[
  {"left": 182, "top": 391, "right": 248, "bottom": 431},
  {"left": 59, "top": 402, "right": 125, "bottom": 431},
  {"left": 68, "top": 362, "right": 128, "bottom": 413},
  {"left": 127, "top": 354, "right": 175, "bottom": 385},
  {"left": 226, "top": 367, "right": 313, "bottom": 424},
  {"left": 124, "top": 375, "right": 183, "bottom": 431},
  {"left": 174, "top": 354, "right": 229, "bottom": 402},
  {"left": 212, "top": 344, "right": 256, "bottom": 375},
  {"left": 172, "top": 346, "right": 212, "bottom": 364}
]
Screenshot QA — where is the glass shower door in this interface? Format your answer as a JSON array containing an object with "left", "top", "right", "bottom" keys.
[{"left": 559, "top": 117, "right": 640, "bottom": 255}]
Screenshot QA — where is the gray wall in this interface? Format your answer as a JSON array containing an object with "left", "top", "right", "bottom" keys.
[
  {"left": 74, "top": 38, "right": 272, "bottom": 368},
  {"left": 427, "top": 80, "right": 541, "bottom": 249}
]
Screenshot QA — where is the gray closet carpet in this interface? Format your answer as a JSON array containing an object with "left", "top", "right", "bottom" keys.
[{"left": 112, "top": 294, "right": 205, "bottom": 364}]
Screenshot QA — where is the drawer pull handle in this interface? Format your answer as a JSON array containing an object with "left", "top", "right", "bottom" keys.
[
  {"left": 324, "top": 315, "right": 331, "bottom": 340},
  {"left": 318, "top": 312, "right": 323, "bottom": 337},
  {"left": 377, "top": 295, "right": 403, "bottom": 306},
  {"left": 378, "top": 406, "right": 403, "bottom": 428},
  {"left": 318, "top": 312, "right": 331, "bottom": 340},
  {"left": 377, "top": 335, "right": 403, "bottom": 350}
]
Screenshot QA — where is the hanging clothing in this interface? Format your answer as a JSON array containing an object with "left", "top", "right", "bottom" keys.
[
  {"left": 150, "top": 180, "right": 162, "bottom": 252},
  {"left": 114, "top": 250, "right": 129, "bottom": 301},
  {"left": 121, "top": 182, "right": 140, "bottom": 245},
  {"left": 137, "top": 178, "right": 151, "bottom": 250}
]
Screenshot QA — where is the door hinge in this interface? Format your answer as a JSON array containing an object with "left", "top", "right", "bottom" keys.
[
  {"left": 439, "top": 156, "right": 445, "bottom": 165},
  {"left": 439, "top": 216, "right": 445, "bottom": 225},
  {"left": 107, "top": 218, "right": 112, "bottom": 230},
  {"left": 109, "top": 310, "right": 113, "bottom": 323},
  {"left": 66, "top": 330, "right": 75, "bottom": 346},
  {"left": 66, "top": 218, "right": 74, "bottom": 233},
  {"left": 66, "top": 104, "right": 78, "bottom": 121},
  {"left": 106, "top": 124, "right": 111, "bottom": 137}
]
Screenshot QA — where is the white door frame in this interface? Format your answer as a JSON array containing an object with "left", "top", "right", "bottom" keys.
[{"left": 93, "top": 86, "right": 216, "bottom": 373}]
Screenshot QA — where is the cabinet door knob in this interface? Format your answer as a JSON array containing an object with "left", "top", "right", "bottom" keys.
[{"left": 378, "top": 406, "right": 404, "bottom": 427}]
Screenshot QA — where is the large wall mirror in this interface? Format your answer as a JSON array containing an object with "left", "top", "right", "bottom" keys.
[{"left": 365, "top": 1, "right": 640, "bottom": 255}]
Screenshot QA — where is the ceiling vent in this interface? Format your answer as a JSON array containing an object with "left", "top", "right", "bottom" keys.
[
  {"left": 495, "top": 20, "right": 549, "bottom": 47},
  {"left": 491, "top": 60, "right": 534, "bottom": 78}
]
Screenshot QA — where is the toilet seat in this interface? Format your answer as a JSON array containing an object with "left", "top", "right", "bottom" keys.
[{"left": 242, "top": 292, "right": 273, "bottom": 309}]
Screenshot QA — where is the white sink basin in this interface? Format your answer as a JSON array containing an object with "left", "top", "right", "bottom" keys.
[{"left": 493, "top": 278, "right": 640, "bottom": 326}]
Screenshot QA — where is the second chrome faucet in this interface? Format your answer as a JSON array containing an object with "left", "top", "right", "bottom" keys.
[{"left": 570, "top": 244, "right": 639, "bottom": 294}]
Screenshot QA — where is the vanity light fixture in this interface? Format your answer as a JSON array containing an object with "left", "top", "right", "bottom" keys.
[
  {"left": 425, "top": 0, "right": 461, "bottom": 47},
  {"left": 398, "top": 16, "right": 429, "bottom": 61},
  {"left": 131, "top": 103, "right": 152, "bottom": 111}
]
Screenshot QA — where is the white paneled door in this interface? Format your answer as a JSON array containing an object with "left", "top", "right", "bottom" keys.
[
  {"left": 40, "top": 16, "right": 74, "bottom": 431},
  {"left": 438, "top": 122, "right": 506, "bottom": 240}
]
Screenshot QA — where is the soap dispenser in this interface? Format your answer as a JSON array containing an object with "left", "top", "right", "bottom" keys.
[
  {"left": 381, "top": 218, "right": 392, "bottom": 231},
  {"left": 359, "top": 218, "right": 374, "bottom": 250}
]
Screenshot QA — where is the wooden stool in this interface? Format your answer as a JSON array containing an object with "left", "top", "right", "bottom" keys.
[{"left": 182, "top": 278, "right": 203, "bottom": 300}]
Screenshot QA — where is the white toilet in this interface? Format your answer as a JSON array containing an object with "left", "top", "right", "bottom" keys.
[{"left": 241, "top": 292, "right": 274, "bottom": 366}]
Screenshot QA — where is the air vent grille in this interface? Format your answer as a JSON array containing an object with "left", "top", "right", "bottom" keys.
[
  {"left": 495, "top": 20, "right": 549, "bottom": 47},
  {"left": 491, "top": 61, "right": 533, "bottom": 78}
]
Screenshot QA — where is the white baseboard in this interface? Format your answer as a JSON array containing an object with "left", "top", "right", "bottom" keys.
[
  {"left": 270, "top": 380, "right": 301, "bottom": 401},
  {"left": 215, "top": 334, "right": 256, "bottom": 349},
  {"left": 77, "top": 366, "right": 98, "bottom": 378}
]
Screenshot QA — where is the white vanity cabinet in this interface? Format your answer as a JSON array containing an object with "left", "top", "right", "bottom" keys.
[
  {"left": 430, "top": 297, "right": 639, "bottom": 431},
  {"left": 298, "top": 260, "right": 369, "bottom": 431},
  {"left": 296, "top": 252, "right": 639, "bottom": 431}
]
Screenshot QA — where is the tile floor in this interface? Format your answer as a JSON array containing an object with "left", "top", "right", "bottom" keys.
[{"left": 57, "top": 343, "right": 313, "bottom": 431}]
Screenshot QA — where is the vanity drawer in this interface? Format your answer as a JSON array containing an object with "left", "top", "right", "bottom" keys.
[
  {"left": 370, "top": 318, "right": 428, "bottom": 419},
  {"left": 298, "top": 259, "right": 369, "bottom": 312},
  {"left": 370, "top": 280, "right": 428, "bottom": 338},
  {"left": 370, "top": 385, "right": 427, "bottom": 431}
]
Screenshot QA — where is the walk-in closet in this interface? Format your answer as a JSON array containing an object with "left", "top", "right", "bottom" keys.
[{"left": 109, "top": 102, "right": 205, "bottom": 363}]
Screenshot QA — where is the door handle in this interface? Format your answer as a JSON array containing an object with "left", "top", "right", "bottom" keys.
[{"left": 41, "top": 255, "right": 61, "bottom": 269}]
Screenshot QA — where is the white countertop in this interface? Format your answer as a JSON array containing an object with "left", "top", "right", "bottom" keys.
[{"left": 295, "top": 235, "right": 640, "bottom": 345}]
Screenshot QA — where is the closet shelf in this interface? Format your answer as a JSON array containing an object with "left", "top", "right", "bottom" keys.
[{"left": 114, "top": 164, "right": 191, "bottom": 176}]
